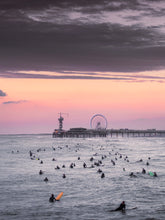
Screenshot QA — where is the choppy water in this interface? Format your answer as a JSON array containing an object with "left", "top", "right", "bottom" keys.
[{"left": 0, "top": 134, "right": 165, "bottom": 220}]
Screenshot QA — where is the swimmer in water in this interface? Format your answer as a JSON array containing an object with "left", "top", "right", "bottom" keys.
[
  {"left": 49, "top": 194, "right": 56, "bottom": 202},
  {"left": 115, "top": 201, "right": 126, "bottom": 211},
  {"left": 142, "top": 168, "right": 146, "bottom": 174},
  {"left": 153, "top": 172, "right": 157, "bottom": 177},
  {"left": 44, "top": 177, "right": 48, "bottom": 182},
  {"left": 83, "top": 162, "right": 87, "bottom": 168},
  {"left": 101, "top": 173, "right": 105, "bottom": 178},
  {"left": 39, "top": 170, "right": 43, "bottom": 175},
  {"left": 129, "top": 172, "right": 137, "bottom": 177}
]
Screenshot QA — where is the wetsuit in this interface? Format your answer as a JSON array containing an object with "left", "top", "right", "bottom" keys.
[
  {"left": 115, "top": 201, "right": 126, "bottom": 211},
  {"left": 49, "top": 195, "right": 55, "bottom": 202}
]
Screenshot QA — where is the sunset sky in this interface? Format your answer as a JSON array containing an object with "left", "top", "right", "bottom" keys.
[{"left": 0, "top": 0, "right": 165, "bottom": 134}]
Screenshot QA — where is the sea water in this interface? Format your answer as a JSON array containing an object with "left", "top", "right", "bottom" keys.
[{"left": 0, "top": 134, "right": 165, "bottom": 220}]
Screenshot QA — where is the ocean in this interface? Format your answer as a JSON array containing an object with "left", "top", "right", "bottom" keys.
[{"left": 0, "top": 134, "right": 165, "bottom": 220}]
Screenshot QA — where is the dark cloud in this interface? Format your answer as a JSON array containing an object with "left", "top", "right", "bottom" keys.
[
  {"left": 1, "top": 70, "right": 165, "bottom": 83},
  {"left": 0, "top": 71, "right": 128, "bottom": 81},
  {"left": 0, "top": 90, "right": 7, "bottom": 96},
  {"left": 2, "top": 100, "right": 27, "bottom": 104},
  {"left": 0, "top": 0, "right": 160, "bottom": 11},
  {"left": 0, "top": 0, "right": 165, "bottom": 77}
]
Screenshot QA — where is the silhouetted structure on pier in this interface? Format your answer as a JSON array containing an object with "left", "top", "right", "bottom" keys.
[
  {"left": 53, "top": 127, "right": 107, "bottom": 138},
  {"left": 52, "top": 114, "right": 165, "bottom": 138},
  {"left": 53, "top": 113, "right": 108, "bottom": 138}
]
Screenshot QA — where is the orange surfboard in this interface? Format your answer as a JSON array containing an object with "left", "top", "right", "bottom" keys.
[{"left": 56, "top": 192, "right": 63, "bottom": 201}]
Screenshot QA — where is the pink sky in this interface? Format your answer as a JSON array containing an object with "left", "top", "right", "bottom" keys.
[{"left": 1, "top": 73, "right": 165, "bottom": 134}]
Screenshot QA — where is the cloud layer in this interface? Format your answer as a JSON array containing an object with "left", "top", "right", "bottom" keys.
[
  {"left": 2, "top": 100, "right": 27, "bottom": 105},
  {"left": 0, "top": 69, "right": 165, "bottom": 83},
  {"left": 0, "top": 0, "right": 165, "bottom": 78}
]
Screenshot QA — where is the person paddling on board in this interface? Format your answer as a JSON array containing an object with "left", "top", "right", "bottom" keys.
[
  {"left": 49, "top": 194, "right": 56, "bottom": 202},
  {"left": 115, "top": 201, "right": 126, "bottom": 211}
]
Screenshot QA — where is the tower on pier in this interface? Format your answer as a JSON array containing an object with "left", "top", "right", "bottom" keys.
[{"left": 58, "top": 113, "right": 64, "bottom": 131}]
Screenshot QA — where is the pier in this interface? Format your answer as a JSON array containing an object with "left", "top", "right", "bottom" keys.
[
  {"left": 53, "top": 128, "right": 165, "bottom": 138},
  {"left": 52, "top": 113, "right": 165, "bottom": 138},
  {"left": 107, "top": 129, "right": 165, "bottom": 138}
]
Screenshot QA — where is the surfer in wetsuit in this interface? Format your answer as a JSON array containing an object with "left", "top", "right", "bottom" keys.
[
  {"left": 115, "top": 201, "right": 126, "bottom": 211},
  {"left": 49, "top": 194, "right": 56, "bottom": 202}
]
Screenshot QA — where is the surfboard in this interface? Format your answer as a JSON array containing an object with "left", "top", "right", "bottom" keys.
[
  {"left": 129, "top": 207, "right": 137, "bottom": 210},
  {"left": 109, "top": 207, "right": 137, "bottom": 212},
  {"left": 56, "top": 192, "right": 63, "bottom": 201},
  {"left": 149, "top": 171, "right": 154, "bottom": 176}
]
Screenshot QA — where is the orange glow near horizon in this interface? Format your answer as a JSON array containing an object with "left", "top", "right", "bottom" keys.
[{"left": 1, "top": 74, "right": 165, "bottom": 133}]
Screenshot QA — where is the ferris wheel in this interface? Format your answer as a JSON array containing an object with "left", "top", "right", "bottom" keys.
[{"left": 90, "top": 114, "right": 108, "bottom": 130}]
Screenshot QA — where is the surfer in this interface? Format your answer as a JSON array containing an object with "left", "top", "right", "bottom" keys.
[
  {"left": 83, "top": 162, "right": 87, "bottom": 168},
  {"left": 55, "top": 165, "right": 60, "bottom": 170},
  {"left": 129, "top": 172, "right": 137, "bottom": 177},
  {"left": 153, "top": 172, "right": 157, "bottom": 177},
  {"left": 142, "top": 168, "right": 146, "bottom": 174},
  {"left": 101, "top": 173, "right": 105, "bottom": 178},
  {"left": 44, "top": 177, "right": 48, "bottom": 182},
  {"left": 39, "top": 170, "right": 43, "bottom": 175},
  {"left": 97, "top": 168, "right": 102, "bottom": 173},
  {"left": 49, "top": 194, "right": 56, "bottom": 202},
  {"left": 90, "top": 157, "right": 94, "bottom": 161},
  {"left": 115, "top": 201, "right": 126, "bottom": 211},
  {"left": 29, "top": 150, "right": 33, "bottom": 157},
  {"left": 70, "top": 163, "right": 74, "bottom": 168}
]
